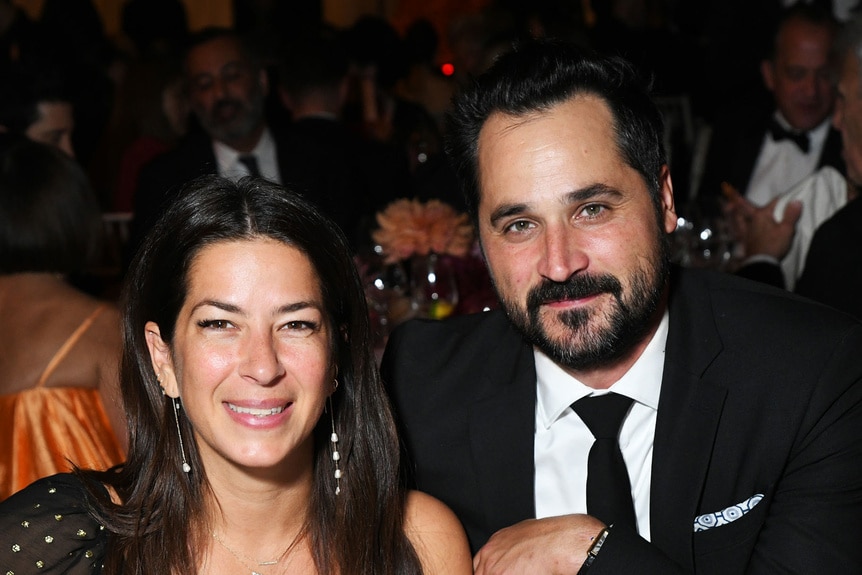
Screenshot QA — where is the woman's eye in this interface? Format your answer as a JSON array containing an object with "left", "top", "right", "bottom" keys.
[
  {"left": 285, "top": 320, "right": 317, "bottom": 331},
  {"left": 197, "top": 319, "right": 232, "bottom": 329}
]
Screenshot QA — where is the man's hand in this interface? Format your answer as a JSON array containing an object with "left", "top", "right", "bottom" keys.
[
  {"left": 725, "top": 191, "right": 802, "bottom": 260},
  {"left": 473, "top": 514, "right": 606, "bottom": 575}
]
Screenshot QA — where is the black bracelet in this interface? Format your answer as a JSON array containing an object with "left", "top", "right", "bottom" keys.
[{"left": 579, "top": 525, "right": 611, "bottom": 573}]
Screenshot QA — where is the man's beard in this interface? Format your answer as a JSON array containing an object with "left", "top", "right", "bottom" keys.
[
  {"left": 198, "top": 91, "right": 265, "bottom": 144},
  {"left": 501, "top": 241, "right": 670, "bottom": 372}
]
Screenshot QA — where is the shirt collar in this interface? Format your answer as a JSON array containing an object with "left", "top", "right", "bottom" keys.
[
  {"left": 535, "top": 309, "right": 669, "bottom": 430},
  {"left": 212, "top": 126, "right": 274, "bottom": 173},
  {"left": 773, "top": 110, "right": 831, "bottom": 143}
]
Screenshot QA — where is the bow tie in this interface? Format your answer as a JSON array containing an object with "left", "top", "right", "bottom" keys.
[{"left": 768, "top": 119, "right": 810, "bottom": 153}]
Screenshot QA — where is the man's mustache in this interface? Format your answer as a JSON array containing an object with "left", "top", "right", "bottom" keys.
[
  {"left": 527, "top": 274, "right": 622, "bottom": 309},
  {"left": 212, "top": 99, "right": 244, "bottom": 116}
]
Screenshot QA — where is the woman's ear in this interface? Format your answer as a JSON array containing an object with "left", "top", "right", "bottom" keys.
[{"left": 145, "top": 321, "right": 179, "bottom": 398}]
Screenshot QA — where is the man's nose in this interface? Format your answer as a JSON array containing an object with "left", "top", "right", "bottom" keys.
[{"left": 537, "top": 225, "right": 588, "bottom": 283}]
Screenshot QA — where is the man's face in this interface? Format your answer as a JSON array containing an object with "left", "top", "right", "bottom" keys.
[
  {"left": 763, "top": 19, "right": 834, "bottom": 131},
  {"left": 25, "top": 101, "right": 74, "bottom": 157},
  {"left": 185, "top": 36, "right": 267, "bottom": 147},
  {"left": 476, "top": 95, "right": 677, "bottom": 379},
  {"left": 833, "top": 53, "right": 862, "bottom": 186}
]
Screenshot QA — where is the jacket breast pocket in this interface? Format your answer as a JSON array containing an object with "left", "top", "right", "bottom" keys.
[{"left": 693, "top": 488, "right": 772, "bottom": 562}]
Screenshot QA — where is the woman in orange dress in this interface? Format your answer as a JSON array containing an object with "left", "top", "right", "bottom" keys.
[{"left": 0, "top": 136, "right": 126, "bottom": 501}]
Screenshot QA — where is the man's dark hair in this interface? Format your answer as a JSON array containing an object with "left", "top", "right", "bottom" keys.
[
  {"left": 445, "top": 40, "right": 665, "bottom": 220},
  {"left": 0, "top": 64, "right": 69, "bottom": 133},
  {"left": 183, "top": 26, "right": 260, "bottom": 70},
  {"left": 278, "top": 30, "right": 349, "bottom": 100},
  {"left": 766, "top": 2, "right": 838, "bottom": 61}
]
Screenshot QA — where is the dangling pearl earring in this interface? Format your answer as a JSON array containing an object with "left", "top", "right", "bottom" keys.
[
  {"left": 173, "top": 397, "right": 191, "bottom": 473},
  {"left": 330, "top": 379, "right": 341, "bottom": 495}
]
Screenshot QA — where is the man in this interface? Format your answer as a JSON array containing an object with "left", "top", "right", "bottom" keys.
[
  {"left": 276, "top": 31, "right": 371, "bottom": 249},
  {"left": 736, "top": 16, "right": 862, "bottom": 318},
  {"left": 0, "top": 64, "right": 74, "bottom": 157},
  {"left": 381, "top": 41, "right": 862, "bottom": 574},
  {"left": 131, "top": 27, "right": 285, "bottom": 255},
  {"left": 698, "top": 4, "right": 843, "bottom": 206}
]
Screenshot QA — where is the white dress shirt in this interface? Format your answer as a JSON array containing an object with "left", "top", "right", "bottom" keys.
[
  {"left": 741, "top": 166, "right": 849, "bottom": 289},
  {"left": 534, "top": 310, "right": 669, "bottom": 540},
  {"left": 213, "top": 127, "right": 282, "bottom": 184},
  {"left": 746, "top": 114, "right": 831, "bottom": 207},
  {"left": 773, "top": 166, "right": 849, "bottom": 289}
]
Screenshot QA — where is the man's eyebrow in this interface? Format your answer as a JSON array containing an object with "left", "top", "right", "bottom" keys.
[
  {"left": 488, "top": 202, "right": 529, "bottom": 228},
  {"left": 565, "top": 183, "right": 624, "bottom": 203},
  {"left": 487, "top": 183, "right": 624, "bottom": 228}
]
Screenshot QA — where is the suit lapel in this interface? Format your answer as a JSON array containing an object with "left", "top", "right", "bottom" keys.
[
  {"left": 469, "top": 330, "right": 537, "bottom": 532},
  {"left": 650, "top": 270, "right": 728, "bottom": 569}
]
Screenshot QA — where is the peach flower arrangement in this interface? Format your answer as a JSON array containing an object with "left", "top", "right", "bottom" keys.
[{"left": 372, "top": 198, "right": 475, "bottom": 264}]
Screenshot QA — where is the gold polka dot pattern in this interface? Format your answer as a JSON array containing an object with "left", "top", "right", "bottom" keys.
[{"left": 0, "top": 474, "right": 109, "bottom": 573}]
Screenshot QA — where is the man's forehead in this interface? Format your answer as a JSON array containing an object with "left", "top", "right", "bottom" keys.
[
  {"left": 776, "top": 19, "right": 833, "bottom": 58},
  {"left": 477, "top": 95, "right": 616, "bottom": 164},
  {"left": 186, "top": 38, "right": 246, "bottom": 73}
]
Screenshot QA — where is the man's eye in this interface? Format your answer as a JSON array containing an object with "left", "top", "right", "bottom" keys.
[
  {"left": 504, "top": 220, "right": 535, "bottom": 233},
  {"left": 222, "top": 70, "right": 242, "bottom": 83},
  {"left": 581, "top": 204, "right": 606, "bottom": 218},
  {"left": 785, "top": 68, "right": 806, "bottom": 82},
  {"left": 193, "top": 78, "right": 213, "bottom": 92}
]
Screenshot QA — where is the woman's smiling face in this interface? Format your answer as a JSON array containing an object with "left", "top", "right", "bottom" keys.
[{"left": 147, "top": 237, "right": 333, "bottom": 477}]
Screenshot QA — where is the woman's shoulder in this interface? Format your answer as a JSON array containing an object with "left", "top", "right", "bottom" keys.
[
  {"left": 0, "top": 473, "right": 108, "bottom": 574},
  {"left": 403, "top": 490, "right": 472, "bottom": 575}
]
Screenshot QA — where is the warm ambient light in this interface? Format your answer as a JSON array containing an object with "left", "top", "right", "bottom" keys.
[{"left": 441, "top": 62, "right": 455, "bottom": 76}]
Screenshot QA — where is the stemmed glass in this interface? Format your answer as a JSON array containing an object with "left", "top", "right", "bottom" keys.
[{"left": 410, "top": 253, "right": 459, "bottom": 319}]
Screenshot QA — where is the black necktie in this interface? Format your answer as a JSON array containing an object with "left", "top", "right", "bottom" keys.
[
  {"left": 768, "top": 118, "right": 810, "bottom": 153},
  {"left": 238, "top": 154, "right": 261, "bottom": 178},
  {"left": 572, "top": 393, "right": 637, "bottom": 528}
]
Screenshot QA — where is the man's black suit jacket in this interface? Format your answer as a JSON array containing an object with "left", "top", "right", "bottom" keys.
[
  {"left": 794, "top": 195, "right": 862, "bottom": 319},
  {"left": 129, "top": 122, "right": 372, "bottom": 259},
  {"left": 381, "top": 268, "right": 862, "bottom": 574},
  {"left": 698, "top": 113, "right": 844, "bottom": 202},
  {"left": 128, "top": 129, "right": 278, "bottom": 260}
]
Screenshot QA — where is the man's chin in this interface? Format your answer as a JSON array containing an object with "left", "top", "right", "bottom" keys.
[{"left": 534, "top": 311, "right": 594, "bottom": 346}]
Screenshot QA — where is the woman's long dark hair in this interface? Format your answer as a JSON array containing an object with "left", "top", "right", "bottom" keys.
[{"left": 79, "top": 176, "right": 422, "bottom": 574}]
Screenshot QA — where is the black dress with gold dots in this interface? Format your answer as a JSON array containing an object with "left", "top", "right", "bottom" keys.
[{"left": 0, "top": 474, "right": 107, "bottom": 574}]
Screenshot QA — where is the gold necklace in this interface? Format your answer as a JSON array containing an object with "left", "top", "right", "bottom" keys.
[{"left": 211, "top": 528, "right": 303, "bottom": 575}]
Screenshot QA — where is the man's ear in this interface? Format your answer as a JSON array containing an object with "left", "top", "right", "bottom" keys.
[
  {"left": 762, "top": 59, "right": 776, "bottom": 92},
  {"left": 278, "top": 86, "right": 294, "bottom": 113},
  {"left": 259, "top": 68, "right": 269, "bottom": 97},
  {"left": 659, "top": 164, "right": 678, "bottom": 234},
  {"left": 145, "top": 321, "right": 179, "bottom": 398}
]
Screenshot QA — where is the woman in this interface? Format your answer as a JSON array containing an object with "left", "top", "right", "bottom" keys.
[
  {"left": 0, "top": 175, "right": 471, "bottom": 574},
  {"left": 0, "top": 136, "right": 126, "bottom": 501}
]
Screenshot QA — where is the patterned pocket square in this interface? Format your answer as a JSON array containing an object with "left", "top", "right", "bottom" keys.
[{"left": 693, "top": 493, "right": 764, "bottom": 532}]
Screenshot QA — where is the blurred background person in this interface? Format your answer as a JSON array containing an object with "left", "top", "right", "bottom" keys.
[
  {"left": 396, "top": 18, "right": 456, "bottom": 132},
  {"left": 699, "top": 3, "right": 843, "bottom": 209},
  {"left": 733, "top": 14, "right": 862, "bottom": 318},
  {"left": 130, "top": 26, "right": 289, "bottom": 260},
  {"left": 111, "top": 57, "right": 189, "bottom": 213},
  {"left": 0, "top": 62, "right": 74, "bottom": 157},
  {"left": 0, "top": 135, "right": 125, "bottom": 501},
  {"left": 277, "top": 29, "right": 369, "bottom": 249}
]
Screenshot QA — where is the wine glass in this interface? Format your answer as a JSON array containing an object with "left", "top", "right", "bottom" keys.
[{"left": 410, "top": 253, "right": 459, "bottom": 319}]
